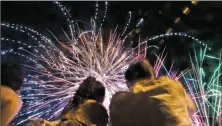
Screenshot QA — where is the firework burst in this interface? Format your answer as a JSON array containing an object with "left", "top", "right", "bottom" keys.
[{"left": 1, "top": 2, "right": 147, "bottom": 125}]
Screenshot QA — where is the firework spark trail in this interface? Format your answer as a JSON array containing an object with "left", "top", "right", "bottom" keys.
[
  {"left": 98, "top": 1, "right": 108, "bottom": 34},
  {"left": 53, "top": 1, "right": 75, "bottom": 40},
  {"left": 179, "top": 48, "right": 222, "bottom": 126},
  {"left": 94, "top": 1, "right": 99, "bottom": 20},
  {"left": 121, "top": 11, "right": 132, "bottom": 37}
]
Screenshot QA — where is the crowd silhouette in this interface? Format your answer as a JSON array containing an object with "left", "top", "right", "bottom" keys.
[{"left": 1, "top": 59, "right": 196, "bottom": 126}]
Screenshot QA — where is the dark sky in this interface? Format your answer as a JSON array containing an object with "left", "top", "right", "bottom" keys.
[
  {"left": 1, "top": 1, "right": 222, "bottom": 67},
  {"left": 2, "top": 1, "right": 221, "bottom": 33}
]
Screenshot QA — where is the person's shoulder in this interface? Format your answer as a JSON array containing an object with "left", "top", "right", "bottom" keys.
[
  {"left": 113, "top": 91, "right": 133, "bottom": 99},
  {"left": 157, "top": 76, "right": 186, "bottom": 96},
  {"left": 84, "top": 100, "right": 106, "bottom": 112},
  {"left": 110, "top": 91, "right": 134, "bottom": 110},
  {"left": 1, "top": 85, "right": 14, "bottom": 94},
  {"left": 111, "top": 91, "right": 133, "bottom": 103},
  {"left": 84, "top": 99, "right": 97, "bottom": 104},
  {"left": 83, "top": 100, "right": 108, "bottom": 120},
  {"left": 0, "top": 85, "right": 22, "bottom": 107},
  {"left": 158, "top": 76, "right": 183, "bottom": 87},
  {"left": 158, "top": 76, "right": 179, "bottom": 84},
  {"left": 157, "top": 76, "right": 172, "bottom": 83},
  {"left": 1, "top": 85, "right": 21, "bottom": 100}
]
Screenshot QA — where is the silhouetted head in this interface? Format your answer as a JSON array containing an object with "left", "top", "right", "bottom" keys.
[
  {"left": 1, "top": 62, "right": 24, "bottom": 92},
  {"left": 125, "top": 59, "right": 154, "bottom": 88},
  {"left": 73, "top": 76, "right": 105, "bottom": 107}
]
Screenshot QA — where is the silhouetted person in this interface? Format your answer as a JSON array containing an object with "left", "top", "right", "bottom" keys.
[
  {"left": 1, "top": 63, "right": 24, "bottom": 126},
  {"left": 29, "top": 76, "right": 108, "bottom": 126},
  {"left": 110, "top": 59, "right": 196, "bottom": 126}
]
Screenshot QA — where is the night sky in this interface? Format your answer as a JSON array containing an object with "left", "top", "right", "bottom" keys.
[{"left": 1, "top": 1, "right": 222, "bottom": 68}]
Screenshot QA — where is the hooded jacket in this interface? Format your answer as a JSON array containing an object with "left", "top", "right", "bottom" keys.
[
  {"left": 29, "top": 100, "right": 108, "bottom": 126},
  {"left": 110, "top": 76, "right": 196, "bottom": 126},
  {"left": 58, "top": 100, "right": 108, "bottom": 126}
]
